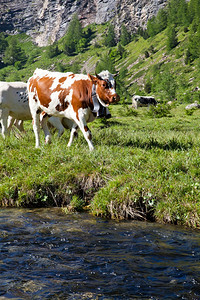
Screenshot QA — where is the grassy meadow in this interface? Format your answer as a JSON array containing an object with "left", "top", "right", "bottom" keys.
[
  {"left": 1, "top": 11, "right": 200, "bottom": 228},
  {"left": 1, "top": 103, "right": 200, "bottom": 228}
]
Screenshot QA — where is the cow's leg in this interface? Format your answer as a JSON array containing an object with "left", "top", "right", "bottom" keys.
[
  {"left": 105, "top": 107, "right": 111, "bottom": 119},
  {"left": 29, "top": 94, "right": 41, "bottom": 148},
  {"left": 67, "top": 122, "right": 79, "bottom": 147},
  {"left": 31, "top": 111, "right": 40, "bottom": 148},
  {"left": 48, "top": 117, "right": 65, "bottom": 137},
  {"left": 40, "top": 114, "right": 51, "bottom": 144},
  {"left": 0, "top": 108, "right": 9, "bottom": 138},
  {"left": 7, "top": 116, "right": 15, "bottom": 134},
  {"left": 14, "top": 120, "right": 25, "bottom": 132},
  {"left": 74, "top": 116, "right": 94, "bottom": 151}
]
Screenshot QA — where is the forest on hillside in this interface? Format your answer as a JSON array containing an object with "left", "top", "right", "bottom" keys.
[{"left": 0, "top": 0, "right": 200, "bottom": 104}]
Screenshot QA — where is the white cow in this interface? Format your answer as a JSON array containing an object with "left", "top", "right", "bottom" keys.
[{"left": 0, "top": 81, "right": 68, "bottom": 138}]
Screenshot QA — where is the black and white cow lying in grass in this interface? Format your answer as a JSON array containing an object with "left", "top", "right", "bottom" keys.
[{"left": 132, "top": 95, "right": 157, "bottom": 109}]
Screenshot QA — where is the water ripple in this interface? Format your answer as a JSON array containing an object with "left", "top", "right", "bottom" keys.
[{"left": 0, "top": 208, "right": 200, "bottom": 299}]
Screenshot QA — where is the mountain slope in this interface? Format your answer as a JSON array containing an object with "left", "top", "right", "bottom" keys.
[
  {"left": 0, "top": 23, "right": 199, "bottom": 106},
  {"left": 0, "top": 0, "right": 167, "bottom": 46}
]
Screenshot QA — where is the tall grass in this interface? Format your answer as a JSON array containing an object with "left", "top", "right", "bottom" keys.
[{"left": 1, "top": 104, "right": 200, "bottom": 228}]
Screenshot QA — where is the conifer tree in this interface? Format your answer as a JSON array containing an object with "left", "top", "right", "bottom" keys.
[
  {"left": 0, "top": 33, "right": 8, "bottom": 55},
  {"left": 104, "top": 24, "right": 116, "bottom": 47},
  {"left": 3, "top": 38, "right": 26, "bottom": 66},
  {"left": 117, "top": 42, "right": 125, "bottom": 58},
  {"left": 46, "top": 42, "right": 60, "bottom": 58},
  {"left": 166, "top": 25, "right": 178, "bottom": 50},
  {"left": 177, "top": 0, "right": 190, "bottom": 26},
  {"left": 189, "top": 0, "right": 200, "bottom": 25},
  {"left": 189, "top": 0, "right": 200, "bottom": 31},
  {"left": 147, "top": 9, "right": 167, "bottom": 38},
  {"left": 167, "top": 0, "right": 178, "bottom": 26},
  {"left": 120, "top": 24, "right": 131, "bottom": 46},
  {"left": 147, "top": 16, "right": 157, "bottom": 37},
  {"left": 95, "top": 54, "right": 116, "bottom": 74},
  {"left": 63, "top": 14, "right": 83, "bottom": 55},
  {"left": 186, "top": 23, "right": 200, "bottom": 63},
  {"left": 156, "top": 9, "right": 168, "bottom": 31}
]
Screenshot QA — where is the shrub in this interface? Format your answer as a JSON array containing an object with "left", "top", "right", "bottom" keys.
[
  {"left": 46, "top": 43, "right": 60, "bottom": 58},
  {"left": 146, "top": 103, "right": 172, "bottom": 118}
]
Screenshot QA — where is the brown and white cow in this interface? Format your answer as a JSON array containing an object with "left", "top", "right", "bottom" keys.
[{"left": 27, "top": 69, "right": 120, "bottom": 150}]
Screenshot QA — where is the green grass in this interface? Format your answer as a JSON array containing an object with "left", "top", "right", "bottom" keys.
[
  {"left": 1, "top": 104, "right": 200, "bottom": 228},
  {"left": 1, "top": 24, "right": 200, "bottom": 101},
  {"left": 1, "top": 23, "right": 200, "bottom": 228}
]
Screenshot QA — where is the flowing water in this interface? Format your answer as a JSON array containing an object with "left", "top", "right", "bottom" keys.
[{"left": 0, "top": 208, "right": 200, "bottom": 299}]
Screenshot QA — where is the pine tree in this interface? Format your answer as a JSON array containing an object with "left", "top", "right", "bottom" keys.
[
  {"left": 63, "top": 14, "right": 83, "bottom": 55},
  {"left": 156, "top": 9, "right": 168, "bottom": 31},
  {"left": 46, "top": 42, "right": 60, "bottom": 58},
  {"left": 120, "top": 25, "right": 131, "bottom": 46},
  {"left": 189, "top": 0, "right": 200, "bottom": 31},
  {"left": 167, "top": 0, "right": 189, "bottom": 27},
  {"left": 95, "top": 54, "right": 116, "bottom": 74},
  {"left": 186, "top": 23, "right": 200, "bottom": 63},
  {"left": 166, "top": 25, "right": 178, "bottom": 50},
  {"left": 147, "top": 16, "right": 158, "bottom": 37},
  {"left": 104, "top": 24, "right": 116, "bottom": 47},
  {"left": 0, "top": 33, "right": 8, "bottom": 55},
  {"left": 3, "top": 38, "right": 26, "bottom": 66}
]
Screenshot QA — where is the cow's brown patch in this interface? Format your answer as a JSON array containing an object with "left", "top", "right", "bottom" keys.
[
  {"left": 55, "top": 100, "right": 68, "bottom": 112},
  {"left": 55, "top": 86, "right": 70, "bottom": 112},
  {"left": 41, "top": 112, "right": 50, "bottom": 118},
  {"left": 59, "top": 77, "right": 67, "bottom": 84},
  {"left": 29, "top": 77, "right": 36, "bottom": 93},
  {"left": 33, "top": 95, "right": 37, "bottom": 103},
  {"left": 35, "top": 76, "right": 55, "bottom": 108},
  {"left": 31, "top": 75, "right": 71, "bottom": 111},
  {"left": 71, "top": 79, "right": 93, "bottom": 120}
]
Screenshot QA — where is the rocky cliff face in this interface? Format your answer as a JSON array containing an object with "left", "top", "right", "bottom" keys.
[{"left": 0, "top": 0, "right": 168, "bottom": 46}]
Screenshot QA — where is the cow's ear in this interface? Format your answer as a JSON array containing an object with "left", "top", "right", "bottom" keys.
[
  {"left": 113, "top": 71, "right": 119, "bottom": 77},
  {"left": 88, "top": 74, "right": 98, "bottom": 84},
  {"left": 95, "top": 73, "right": 103, "bottom": 81}
]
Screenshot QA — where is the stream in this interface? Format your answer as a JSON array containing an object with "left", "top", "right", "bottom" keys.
[{"left": 0, "top": 208, "right": 200, "bottom": 299}]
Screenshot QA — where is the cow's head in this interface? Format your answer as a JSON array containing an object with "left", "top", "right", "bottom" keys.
[
  {"left": 88, "top": 73, "right": 120, "bottom": 107},
  {"left": 98, "top": 70, "right": 119, "bottom": 90}
]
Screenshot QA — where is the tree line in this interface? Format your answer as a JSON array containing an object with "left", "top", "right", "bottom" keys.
[
  {"left": 0, "top": 0, "right": 199, "bottom": 75},
  {"left": 146, "top": 0, "right": 200, "bottom": 60}
]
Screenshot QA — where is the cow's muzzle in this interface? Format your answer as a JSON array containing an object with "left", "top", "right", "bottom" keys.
[{"left": 111, "top": 94, "right": 120, "bottom": 103}]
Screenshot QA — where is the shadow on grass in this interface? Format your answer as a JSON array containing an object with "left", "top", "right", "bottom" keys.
[
  {"left": 124, "top": 137, "right": 194, "bottom": 151},
  {"left": 99, "top": 134, "right": 194, "bottom": 150}
]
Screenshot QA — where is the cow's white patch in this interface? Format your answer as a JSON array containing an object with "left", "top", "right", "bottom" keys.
[
  {"left": 50, "top": 91, "right": 62, "bottom": 107},
  {"left": 97, "top": 94, "right": 109, "bottom": 107}
]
